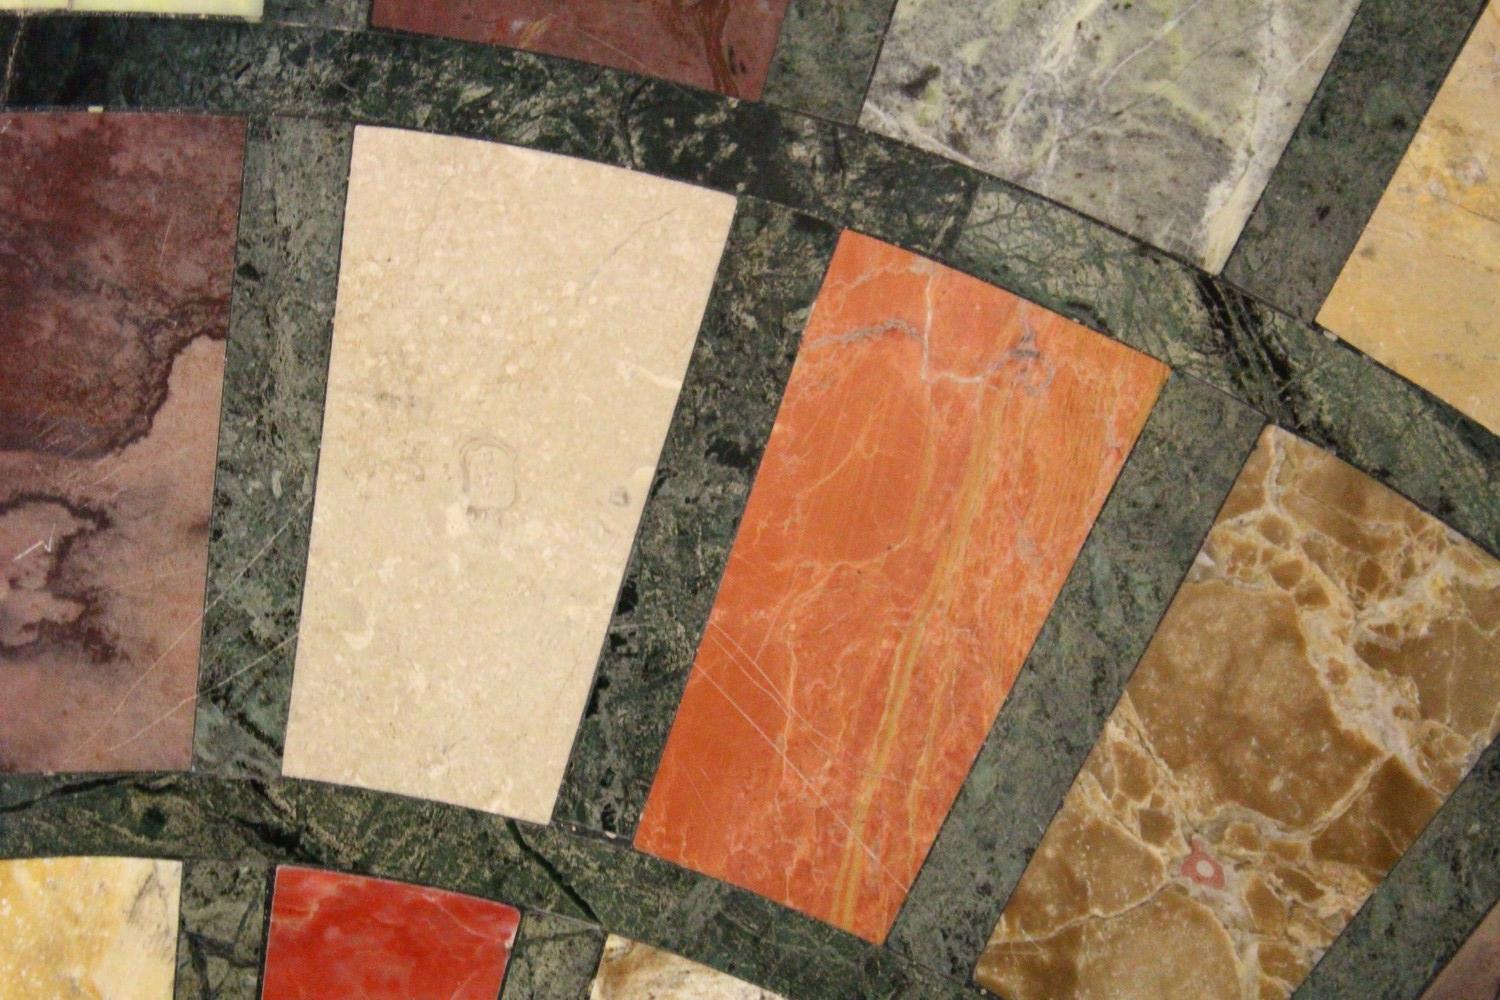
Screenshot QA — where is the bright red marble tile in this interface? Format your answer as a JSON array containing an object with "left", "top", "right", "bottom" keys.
[
  {"left": 261, "top": 867, "right": 519, "bottom": 1000},
  {"left": 634, "top": 231, "right": 1168, "bottom": 942},
  {"left": 370, "top": 0, "right": 790, "bottom": 99}
]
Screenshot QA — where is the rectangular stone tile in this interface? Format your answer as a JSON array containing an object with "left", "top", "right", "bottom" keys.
[
  {"left": 0, "top": 0, "right": 263, "bottom": 15},
  {"left": 590, "top": 935, "right": 785, "bottom": 1000},
  {"left": 500, "top": 911, "right": 605, "bottom": 1000},
  {"left": 761, "top": 0, "right": 900, "bottom": 123},
  {"left": 1317, "top": 2, "right": 1500, "bottom": 435},
  {"left": 175, "top": 860, "right": 270, "bottom": 1000},
  {"left": 977, "top": 427, "right": 1500, "bottom": 1000},
  {"left": 1422, "top": 900, "right": 1500, "bottom": 1000},
  {"left": 635, "top": 230, "right": 1167, "bottom": 943},
  {"left": 281, "top": 126, "right": 735, "bottom": 822},
  {"left": 370, "top": 0, "right": 790, "bottom": 100},
  {"left": 262, "top": 867, "right": 519, "bottom": 999},
  {"left": 0, "top": 856, "right": 182, "bottom": 1000},
  {"left": 0, "top": 112, "right": 245, "bottom": 772},
  {"left": 861, "top": 0, "right": 1361, "bottom": 270}
]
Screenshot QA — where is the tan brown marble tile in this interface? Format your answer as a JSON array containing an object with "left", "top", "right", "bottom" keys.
[
  {"left": 978, "top": 426, "right": 1500, "bottom": 1000},
  {"left": 590, "top": 936, "right": 784, "bottom": 1000},
  {"left": 1318, "top": 2, "right": 1500, "bottom": 434},
  {"left": 0, "top": 856, "right": 182, "bottom": 1000}
]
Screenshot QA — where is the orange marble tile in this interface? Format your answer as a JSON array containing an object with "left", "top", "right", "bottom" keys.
[{"left": 634, "top": 230, "right": 1167, "bottom": 942}]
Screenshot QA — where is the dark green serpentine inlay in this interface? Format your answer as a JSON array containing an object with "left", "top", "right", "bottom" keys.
[
  {"left": 762, "top": 0, "right": 901, "bottom": 123},
  {"left": 554, "top": 200, "right": 839, "bottom": 837},
  {"left": 0, "top": 774, "right": 984, "bottom": 1000},
  {"left": 1293, "top": 738, "right": 1500, "bottom": 1000},
  {"left": 500, "top": 911, "right": 606, "bottom": 1000},
  {"left": 1223, "top": 0, "right": 1491, "bottom": 320},
  {"left": 887, "top": 374, "right": 1266, "bottom": 980},
  {"left": 175, "top": 860, "right": 270, "bottom": 1000},
  {"left": 265, "top": 0, "right": 370, "bottom": 29},
  {"left": 192, "top": 116, "right": 351, "bottom": 777}
]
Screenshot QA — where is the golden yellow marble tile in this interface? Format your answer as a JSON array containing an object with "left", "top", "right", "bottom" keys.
[
  {"left": 0, "top": 0, "right": 263, "bottom": 15},
  {"left": 0, "top": 857, "right": 182, "bottom": 1000},
  {"left": 281, "top": 126, "right": 735, "bottom": 823},
  {"left": 590, "top": 936, "right": 785, "bottom": 1000},
  {"left": 1318, "top": 2, "right": 1500, "bottom": 433},
  {"left": 978, "top": 427, "right": 1500, "bottom": 1000}
]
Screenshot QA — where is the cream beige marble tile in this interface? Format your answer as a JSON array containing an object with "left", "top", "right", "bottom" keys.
[
  {"left": 0, "top": 857, "right": 182, "bottom": 1000},
  {"left": 590, "top": 936, "right": 784, "bottom": 1000},
  {"left": 281, "top": 126, "right": 735, "bottom": 823},
  {"left": 1318, "top": 2, "right": 1500, "bottom": 433},
  {"left": 0, "top": 0, "right": 263, "bottom": 15}
]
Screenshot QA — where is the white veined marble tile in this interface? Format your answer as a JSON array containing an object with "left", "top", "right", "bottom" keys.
[
  {"left": 590, "top": 936, "right": 786, "bottom": 1000},
  {"left": 281, "top": 125, "right": 736, "bottom": 823},
  {"left": 0, "top": 0, "right": 263, "bottom": 16}
]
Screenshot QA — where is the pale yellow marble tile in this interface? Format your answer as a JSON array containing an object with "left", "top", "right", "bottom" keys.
[
  {"left": 282, "top": 126, "right": 735, "bottom": 823},
  {"left": 590, "top": 936, "right": 785, "bottom": 1000},
  {"left": 0, "top": 857, "right": 182, "bottom": 1000},
  {"left": 1319, "top": 2, "right": 1500, "bottom": 433},
  {"left": 0, "top": 0, "right": 263, "bottom": 16}
]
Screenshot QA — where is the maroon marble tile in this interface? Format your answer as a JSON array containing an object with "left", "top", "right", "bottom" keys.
[
  {"left": 370, "top": 0, "right": 790, "bottom": 99},
  {"left": 0, "top": 112, "right": 245, "bottom": 773}
]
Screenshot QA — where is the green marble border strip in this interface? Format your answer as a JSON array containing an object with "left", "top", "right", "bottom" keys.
[
  {"left": 1293, "top": 735, "right": 1500, "bottom": 1000},
  {"left": 2, "top": 15, "right": 1493, "bottom": 566},
  {"left": 501, "top": 911, "right": 606, "bottom": 1000},
  {"left": 886, "top": 374, "right": 1265, "bottom": 980},
  {"left": 263, "top": 0, "right": 368, "bottom": 30},
  {"left": 174, "top": 858, "right": 272, "bottom": 1000},
  {"left": 762, "top": 0, "right": 901, "bottom": 124},
  {"left": 553, "top": 200, "right": 840, "bottom": 837},
  {"left": 1222, "top": 0, "right": 1490, "bottom": 320},
  {"left": 950, "top": 179, "right": 1500, "bottom": 560},
  {"left": 192, "top": 116, "right": 352, "bottom": 778},
  {"left": 0, "top": 774, "right": 985, "bottom": 1000}
]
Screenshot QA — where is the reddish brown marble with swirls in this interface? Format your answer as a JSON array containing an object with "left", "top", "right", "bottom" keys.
[
  {"left": 371, "top": 0, "right": 790, "bottom": 99},
  {"left": 0, "top": 112, "right": 245, "bottom": 772}
]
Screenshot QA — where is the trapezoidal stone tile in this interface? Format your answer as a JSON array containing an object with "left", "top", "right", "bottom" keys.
[
  {"left": 977, "top": 426, "right": 1500, "bottom": 1000},
  {"left": 590, "top": 936, "right": 785, "bottom": 1000},
  {"left": 0, "top": 0, "right": 263, "bottom": 15},
  {"left": 860, "top": 0, "right": 1362, "bottom": 271},
  {"left": 370, "top": 0, "right": 791, "bottom": 100},
  {"left": 261, "top": 867, "right": 519, "bottom": 1000},
  {"left": 1422, "top": 900, "right": 1500, "bottom": 1000},
  {"left": 281, "top": 125, "right": 735, "bottom": 822},
  {"left": 634, "top": 230, "right": 1167, "bottom": 943},
  {"left": 0, "top": 856, "right": 182, "bottom": 1000},
  {"left": 1318, "top": 2, "right": 1500, "bottom": 435},
  {"left": 0, "top": 111, "right": 244, "bottom": 773}
]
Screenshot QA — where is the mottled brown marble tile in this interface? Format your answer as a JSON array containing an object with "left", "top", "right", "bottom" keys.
[
  {"left": 0, "top": 112, "right": 245, "bottom": 772},
  {"left": 978, "top": 427, "right": 1500, "bottom": 1000}
]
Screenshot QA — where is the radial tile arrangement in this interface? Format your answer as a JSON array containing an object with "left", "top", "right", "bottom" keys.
[{"left": 0, "top": 4, "right": 1497, "bottom": 1000}]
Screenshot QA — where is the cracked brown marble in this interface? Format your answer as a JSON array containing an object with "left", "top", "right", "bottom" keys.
[
  {"left": 977, "top": 427, "right": 1500, "bottom": 1000},
  {"left": 0, "top": 112, "right": 245, "bottom": 772}
]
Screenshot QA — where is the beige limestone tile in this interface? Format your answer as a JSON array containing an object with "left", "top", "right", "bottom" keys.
[
  {"left": 0, "top": 0, "right": 263, "bottom": 15},
  {"left": 282, "top": 126, "right": 735, "bottom": 823},
  {"left": 0, "top": 857, "right": 182, "bottom": 1000},
  {"left": 1318, "top": 2, "right": 1500, "bottom": 433},
  {"left": 590, "top": 936, "right": 785, "bottom": 1000}
]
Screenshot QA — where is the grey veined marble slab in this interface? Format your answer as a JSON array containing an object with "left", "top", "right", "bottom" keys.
[{"left": 861, "top": 0, "right": 1361, "bottom": 271}]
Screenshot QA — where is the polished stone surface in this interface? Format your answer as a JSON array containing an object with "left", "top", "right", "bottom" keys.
[
  {"left": 591, "top": 936, "right": 785, "bottom": 1000},
  {"left": 0, "top": 0, "right": 262, "bottom": 13},
  {"left": 371, "top": 0, "right": 789, "bottom": 99},
  {"left": 1421, "top": 901, "right": 1500, "bottom": 1000},
  {"left": 501, "top": 911, "right": 605, "bottom": 1000},
  {"left": 0, "top": 856, "right": 182, "bottom": 1000},
  {"left": 637, "top": 231, "right": 1165, "bottom": 942},
  {"left": 174, "top": 860, "right": 268, "bottom": 1000},
  {"left": 862, "top": 0, "right": 1360, "bottom": 270},
  {"left": 761, "top": 0, "right": 900, "bottom": 123},
  {"left": 0, "top": 111, "right": 243, "bottom": 773},
  {"left": 1318, "top": 2, "right": 1500, "bottom": 434},
  {"left": 262, "top": 867, "right": 519, "bottom": 1000},
  {"left": 978, "top": 427, "right": 1500, "bottom": 1000},
  {"left": 281, "top": 126, "right": 735, "bottom": 822}
]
